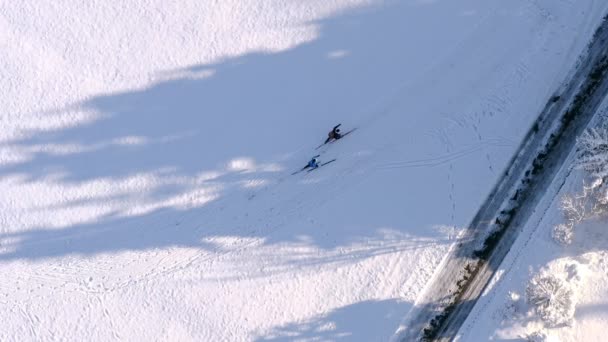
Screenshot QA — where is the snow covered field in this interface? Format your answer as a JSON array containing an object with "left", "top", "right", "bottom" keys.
[
  {"left": 1, "top": 1, "right": 607, "bottom": 341},
  {"left": 457, "top": 109, "right": 608, "bottom": 341}
]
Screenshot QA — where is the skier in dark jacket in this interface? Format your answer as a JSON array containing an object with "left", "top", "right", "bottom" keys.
[{"left": 324, "top": 124, "right": 342, "bottom": 144}]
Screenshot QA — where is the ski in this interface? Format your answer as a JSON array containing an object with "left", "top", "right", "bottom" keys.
[
  {"left": 307, "top": 159, "right": 336, "bottom": 172},
  {"left": 315, "top": 128, "right": 357, "bottom": 150}
]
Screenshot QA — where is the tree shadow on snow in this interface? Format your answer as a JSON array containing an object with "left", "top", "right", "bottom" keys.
[
  {"left": 0, "top": 1, "right": 475, "bottom": 263},
  {"left": 256, "top": 299, "right": 409, "bottom": 342}
]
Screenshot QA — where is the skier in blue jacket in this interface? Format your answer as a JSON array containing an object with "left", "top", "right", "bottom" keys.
[
  {"left": 305, "top": 155, "right": 320, "bottom": 169},
  {"left": 294, "top": 155, "right": 320, "bottom": 173}
]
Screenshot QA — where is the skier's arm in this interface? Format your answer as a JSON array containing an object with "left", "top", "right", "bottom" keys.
[{"left": 333, "top": 124, "right": 342, "bottom": 130}]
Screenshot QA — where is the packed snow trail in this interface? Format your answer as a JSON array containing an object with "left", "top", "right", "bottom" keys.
[{"left": 395, "top": 12, "right": 608, "bottom": 342}]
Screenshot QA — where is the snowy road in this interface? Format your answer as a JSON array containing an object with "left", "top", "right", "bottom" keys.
[{"left": 395, "top": 13, "right": 608, "bottom": 342}]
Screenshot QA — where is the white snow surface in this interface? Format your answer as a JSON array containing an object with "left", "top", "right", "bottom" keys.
[{"left": 1, "top": 1, "right": 606, "bottom": 341}]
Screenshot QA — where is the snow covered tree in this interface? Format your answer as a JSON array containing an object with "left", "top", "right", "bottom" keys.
[
  {"left": 553, "top": 179, "right": 608, "bottom": 245},
  {"left": 571, "top": 121, "right": 608, "bottom": 226},
  {"left": 526, "top": 273, "right": 575, "bottom": 327},
  {"left": 577, "top": 122, "right": 608, "bottom": 180}
]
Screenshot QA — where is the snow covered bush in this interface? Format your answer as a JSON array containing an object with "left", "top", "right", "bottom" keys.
[
  {"left": 496, "top": 291, "right": 525, "bottom": 321},
  {"left": 526, "top": 273, "right": 575, "bottom": 327},
  {"left": 552, "top": 223, "right": 573, "bottom": 245},
  {"left": 525, "top": 331, "right": 549, "bottom": 342}
]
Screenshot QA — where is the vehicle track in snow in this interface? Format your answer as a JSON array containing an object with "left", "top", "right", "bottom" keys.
[{"left": 395, "top": 14, "right": 608, "bottom": 342}]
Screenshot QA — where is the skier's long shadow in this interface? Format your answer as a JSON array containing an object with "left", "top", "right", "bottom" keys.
[{"left": 0, "top": 1, "right": 484, "bottom": 261}]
